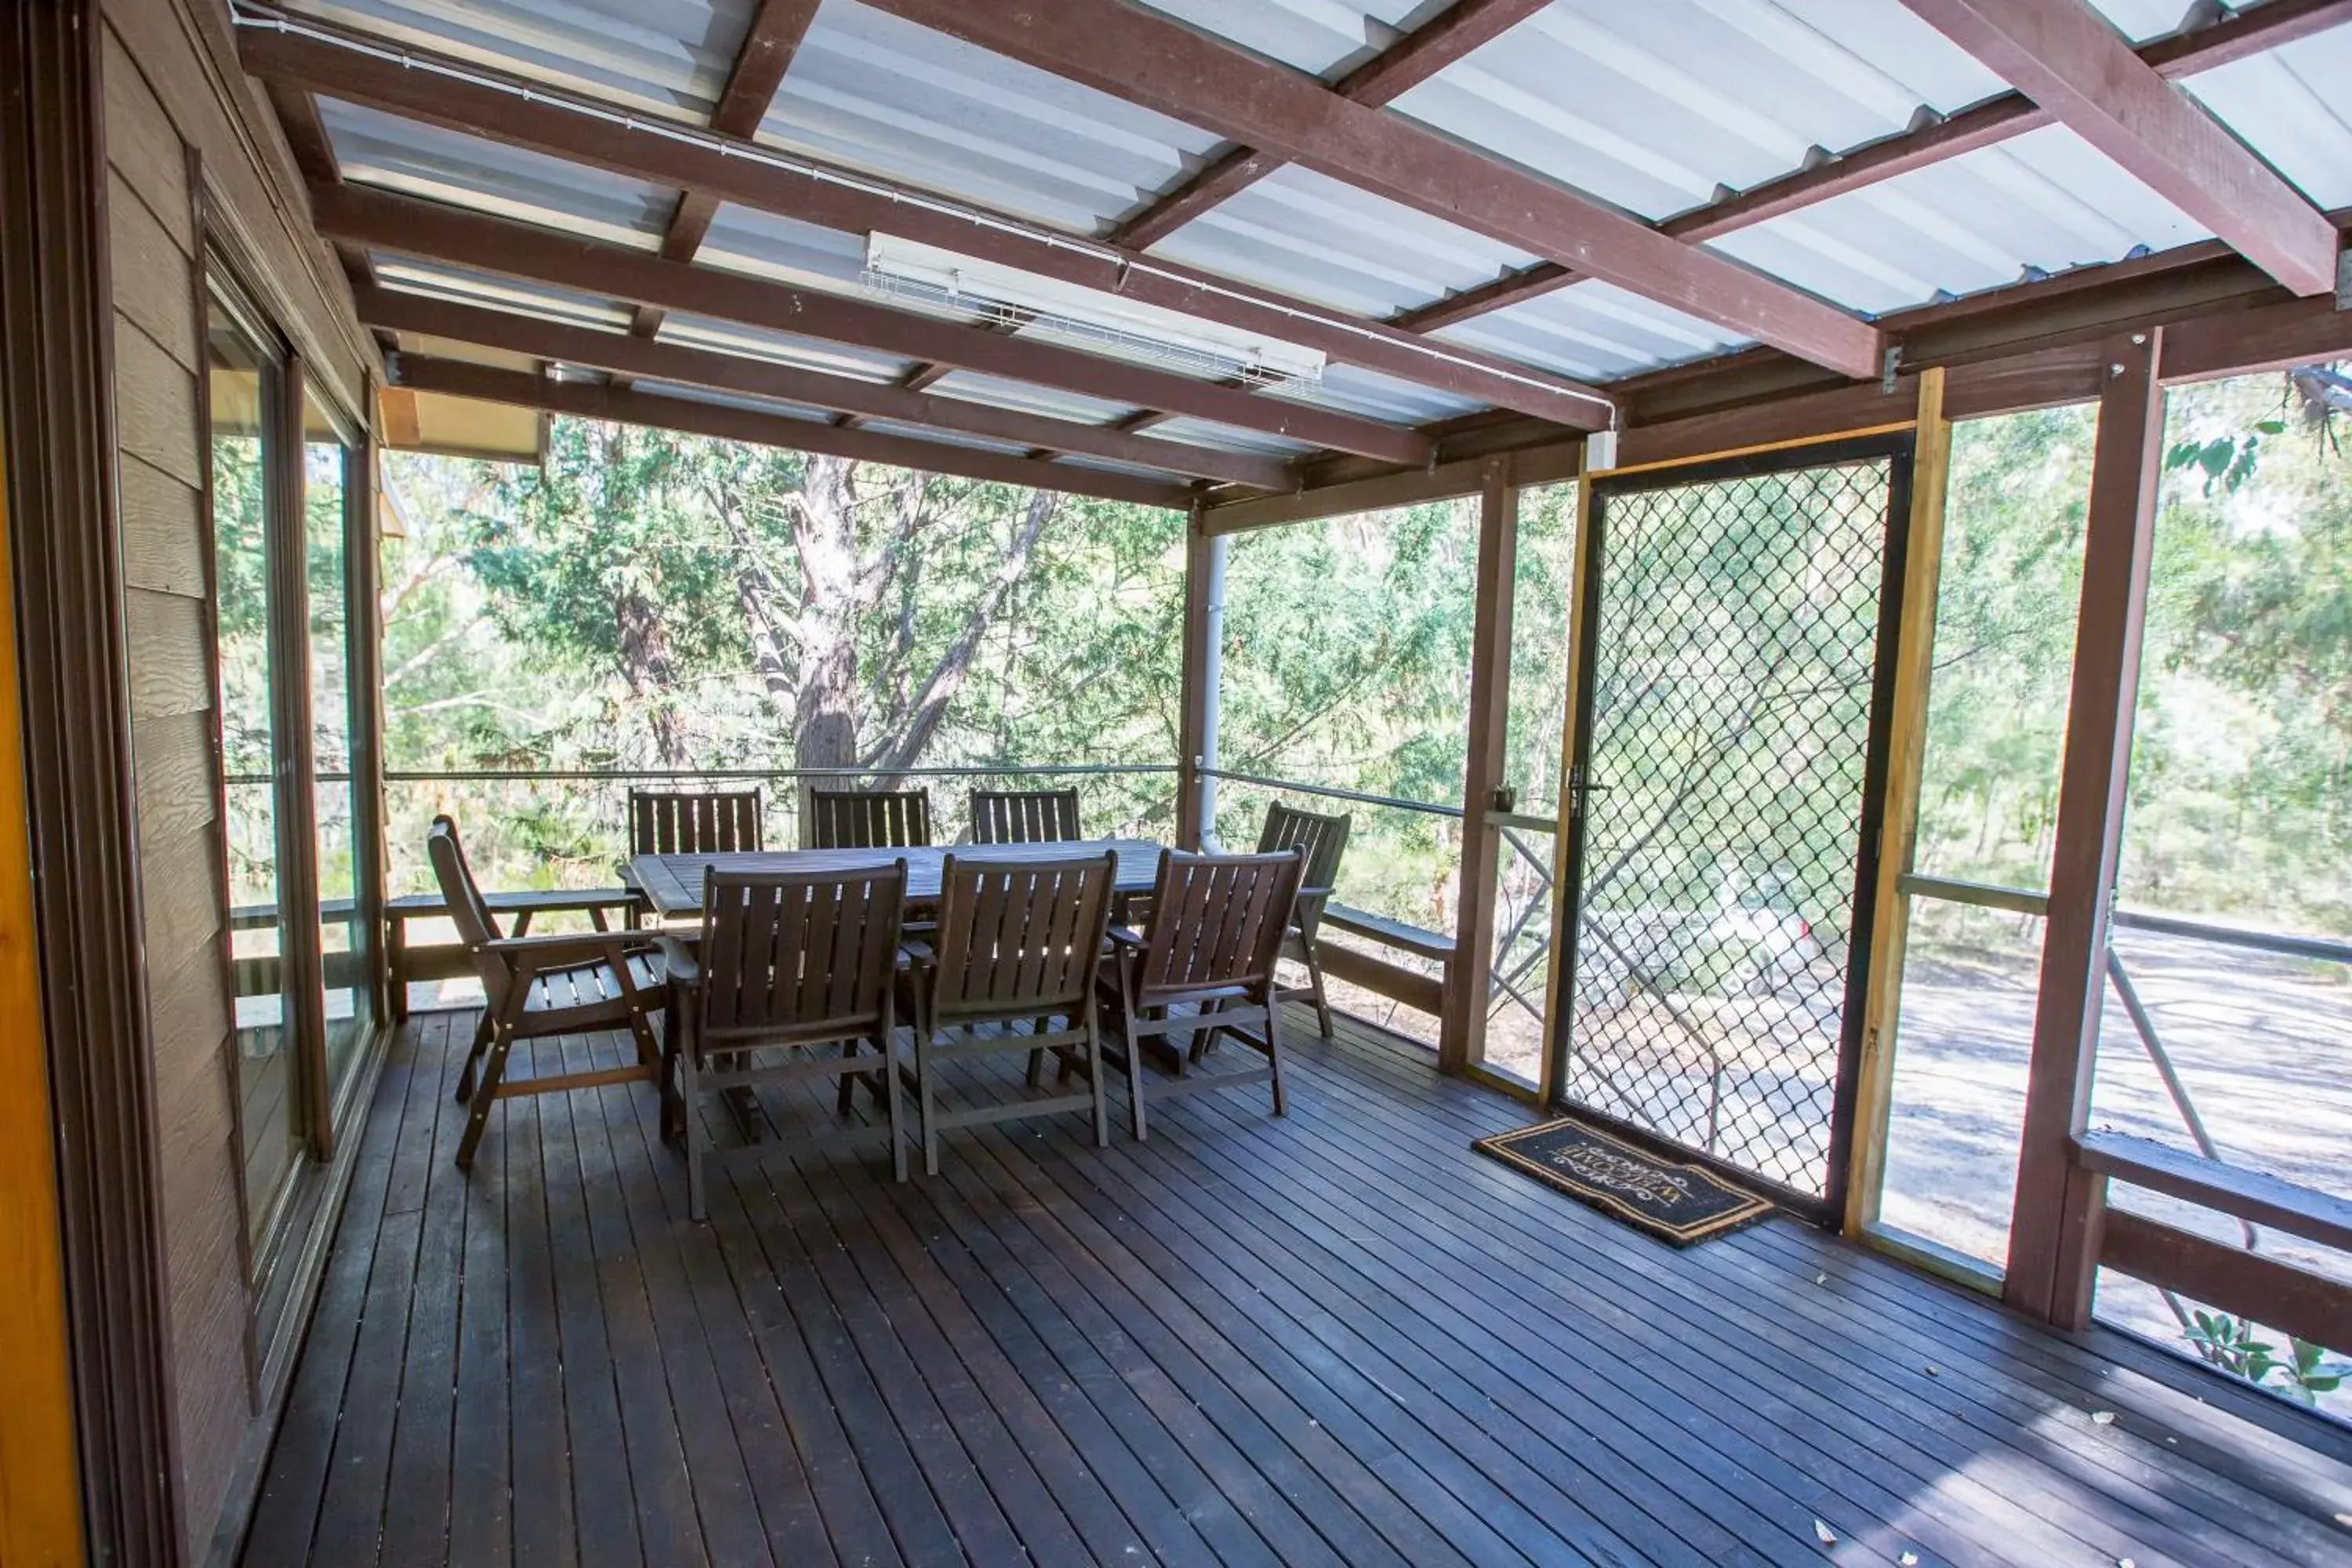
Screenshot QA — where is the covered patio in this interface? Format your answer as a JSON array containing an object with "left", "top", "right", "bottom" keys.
[
  {"left": 243, "top": 1008, "right": 2352, "bottom": 1567},
  {"left": 5, "top": 0, "right": 2352, "bottom": 1564}
]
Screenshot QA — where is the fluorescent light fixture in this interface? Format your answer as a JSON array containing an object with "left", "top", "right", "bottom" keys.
[{"left": 863, "top": 233, "right": 1326, "bottom": 389}]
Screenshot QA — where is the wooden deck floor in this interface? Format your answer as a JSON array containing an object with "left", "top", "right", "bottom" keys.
[{"left": 241, "top": 1007, "right": 2352, "bottom": 1567}]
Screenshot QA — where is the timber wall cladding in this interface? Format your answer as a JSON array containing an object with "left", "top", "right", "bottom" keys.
[{"left": 104, "top": 20, "right": 246, "bottom": 1563}]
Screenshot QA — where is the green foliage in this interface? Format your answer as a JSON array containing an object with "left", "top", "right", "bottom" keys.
[{"left": 2184, "top": 1311, "right": 2348, "bottom": 1406}]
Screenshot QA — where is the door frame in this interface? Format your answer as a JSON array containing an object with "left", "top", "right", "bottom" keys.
[{"left": 1546, "top": 432, "right": 1917, "bottom": 1228}]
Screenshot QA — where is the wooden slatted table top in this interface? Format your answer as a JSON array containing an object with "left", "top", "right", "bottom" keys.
[{"left": 625, "top": 837, "right": 1170, "bottom": 922}]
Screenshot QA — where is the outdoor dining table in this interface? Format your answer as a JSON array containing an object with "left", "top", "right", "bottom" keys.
[
  {"left": 625, "top": 837, "right": 1171, "bottom": 1146},
  {"left": 623, "top": 837, "right": 1171, "bottom": 924}
]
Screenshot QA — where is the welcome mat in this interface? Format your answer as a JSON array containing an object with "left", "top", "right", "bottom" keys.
[{"left": 1474, "top": 1115, "right": 1773, "bottom": 1247}]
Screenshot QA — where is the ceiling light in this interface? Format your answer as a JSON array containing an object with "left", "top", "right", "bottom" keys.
[{"left": 863, "top": 233, "right": 1326, "bottom": 389}]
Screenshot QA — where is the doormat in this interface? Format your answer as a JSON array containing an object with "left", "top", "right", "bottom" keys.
[{"left": 1474, "top": 1115, "right": 1773, "bottom": 1247}]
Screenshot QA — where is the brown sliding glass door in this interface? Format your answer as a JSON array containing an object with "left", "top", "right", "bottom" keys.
[
  {"left": 206, "top": 268, "right": 383, "bottom": 1277},
  {"left": 303, "top": 389, "right": 377, "bottom": 1114},
  {"left": 209, "top": 280, "right": 309, "bottom": 1251}
]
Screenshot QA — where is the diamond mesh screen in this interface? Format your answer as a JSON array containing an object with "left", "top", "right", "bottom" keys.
[{"left": 1563, "top": 456, "right": 1896, "bottom": 1200}]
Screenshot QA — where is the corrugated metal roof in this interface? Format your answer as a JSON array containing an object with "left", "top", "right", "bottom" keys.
[
  {"left": 630, "top": 379, "right": 833, "bottom": 421},
  {"left": 321, "top": 97, "right": 672, "bottom": 249},
  {"left": 760, "top": 0, "right": 1225, "bottom": 235},
  {"left": 2178, "top": 21, "right": 2352, "bottom": 212},
  {"left": 1130, "top": 0, "right": 1429, "bottom": 77},
  {"left": 1434, "top": 281, "right": 1754, "bottom": 383},
  {"left": 287, "top": 0, "right": 755, "bottom": 122},
  {"left": 1145, "top": 164, "right": 1540, "bottom": 321},
  {"left": 371, "top": 256, "right": 635, "bottom": 330},
  {"left": 1141, "top": 416, "right": 1321, "bottom": 459},
  {"left": 276, "top": 0, "right": 2351, "bottom": 470},
  {"left": 1710, "top": 123, "right": 2213, "bottom": 318},
  {"left": 652, "top": 313, "right": 917, "bottom": 383},
  {"left": 920, "top": 370, "right": 1134, "bottom": 426}
]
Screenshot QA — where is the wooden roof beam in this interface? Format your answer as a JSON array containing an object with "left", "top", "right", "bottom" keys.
[
  {"left": 1894, "top": 0, "right": 2336, "bottom": 296},
  {"left": 1391, "top": 0, "right": 2352, "bottom": 333},
  {"left": 861, "top": 0, "right": 1882, "bottom": 379},
  {"left": 354, "top": 285, "right": 1291, "bottom": 488},
  {"left": 237, "top": 19, "right": 1615, "bottom": 427},
  {"left": 312, "top": 183, "right": 1434, "bottom": 464},
  {"left": 390, "top": 354, "right": 1195, "bottom": 507},
  {"left": 1108, "top": 0, "right": 1550, "bottom": 250},
  {"left": 631, "top": 0, "right": 821, "bottom": 347}
]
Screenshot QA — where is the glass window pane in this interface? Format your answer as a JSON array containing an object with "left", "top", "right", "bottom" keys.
[
  {"left": 2087, "top": 364, "right": 2352, "bottom": 1414},
  {"left": 209, "top": 292, "right": 300, "bottom": 1241},
  {"left": 1879, "top": 898, "right": 2044, "bottom": 1270},
  {"left": 1911, "top": 406, "right": 2096, "bottom": 890},
  {"left": 304, "top": 395, "right": 372, "bottom": 1103},
  {"left": 1871, "top": 405, "right": 2092, "bottom": 1276}
]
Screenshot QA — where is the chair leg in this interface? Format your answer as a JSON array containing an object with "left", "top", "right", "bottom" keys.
[
  {"left": 659, "top": 993, "right": 684, "bottom": 1145},
  {"left": 1304, "top": 939, "right": 1335, "bottom": 1042},
  {"left": 455, "top": 1012, "right": 492, "bottom": 1103},
  {"left": 626, "top": 1002, "right": 660, "bottom": 1069},
  {"left": 455, "top": 1022, "right": 515, "bottom": 1171},
  {"left": 884, "top": 1020, "right": 909, "bottom": 1185},
  {"left": 1124, "top": 1015, "right": 1150, "bottom": 1143},
  {"left": 915, "top": 1027, "right": 939, "bottom": 1178},
  {"left": 1265, "top": 993, "right": 1290, "bottom": 1118},
  {"left": 683, "top": 1044, "right": 708, "bottom": 1223},
  {"left": 1085, "top": 1001, "right": 1109, "bottom": 1149},
  {"left": 837, "top": 1040, "right": 859, "bottom": 1116}
]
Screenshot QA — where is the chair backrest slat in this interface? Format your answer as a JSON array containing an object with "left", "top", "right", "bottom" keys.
[
  {"left": 426, "top": 816, "right": 514, "bottom": 1011},
  {"left": 804, "top": 787, "right": 932, "bottom": 850},
  {"left": 1135, "top": 849, "right": 1304, "bottom": 1004},
  {"left": 967, "top": 787, "right": 1082, "bottom": 844},
  {"left": 629, "top": 788, "right": 763, "bottom": 856},
  {"left": 931, "top": 851, "right": 1118, "bottom": 1018},
  {"left": 1256, "top": 802, "right": 1350, "bottom": 938},
  {"left": 698, "top": 862, "right": 906, "bottom": 1039}
]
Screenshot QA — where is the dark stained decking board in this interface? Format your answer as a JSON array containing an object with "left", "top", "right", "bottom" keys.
[{"left": 241, "top": 1007, "right": 2352, "bottom": 1566}]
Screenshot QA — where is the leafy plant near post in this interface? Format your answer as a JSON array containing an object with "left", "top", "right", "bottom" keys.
[{"left": 2183, "top": 1310, "right": 2349, "bottom": 1407}]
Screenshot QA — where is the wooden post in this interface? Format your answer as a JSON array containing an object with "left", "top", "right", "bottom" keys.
[
  {"left": 1533, "top": 470, "right": 1595, "bottom": 1105},
  {"left": 1844, "top": 368, "right": 1952, "bottom": 1236},
  {"left": 1175, "top": 505, "right": 1212, "bottom": 851},
  {"left": 2006, "top": 329, "right": 2165, "bottom": 1326},
  {"left": 1440, "top": 460, "right": 1517, "bottom": 1073}
]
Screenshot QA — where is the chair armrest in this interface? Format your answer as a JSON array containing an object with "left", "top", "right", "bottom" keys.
[
  {"left": 655, "top": 933, "right": 700, "bottom": 987},
  {"left": 481, "top": 931, "right": 650, "bottom": 975},
  {"left": 898, "top": 938, "right": 936, "bottom": 969}
]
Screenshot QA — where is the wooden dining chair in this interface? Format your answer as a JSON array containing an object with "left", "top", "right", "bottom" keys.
[
  {"left": 967, "top": 786, "right": 1083, "bottom": 844},
  {"left": 628, "top": 786, "right": 763, "bottom": 855},
  {"left": 428, "top": 816, "right": 664, "bottom": 1171},
  {"left": 1091, "top": 848, "right": 1305, "bottom": 1141},
  {"left": 899, "top": 851, "right": 1119, "bottom": 1174},
  {"left": 803, "top": 786, "right": 932, "bottom": 850},
  {"left": 1258, "top": 802, "right": 1352, "bottom": 1040},
  {"left": 670, "top": 861, "right": 910, "bottom": 1218}
]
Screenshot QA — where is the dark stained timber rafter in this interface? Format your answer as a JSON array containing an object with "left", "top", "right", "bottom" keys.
[
  {"left": 1896, "top": 0, "right": 2338, "bottom": 296},
  {"left": 1107, "top": 0, "right": 1551, "bottom": 250},
  {"left": 312, "top": 183, "right": 1433, "bottom": 463},
  {"left": 390, "top": 354, "right": 1196, "bottom": 508},
  {"left": 856, "top": 0, "right": 1885, "bottom": 379},
  {"left": 632, "top": 0, "right": 822, "bottom": 344},
  {"left": 236, "top": 16, "right": 1615, "bottom": 428},
  {"left": 354, "top": 285, "right": 1294, "bottom": 488}
]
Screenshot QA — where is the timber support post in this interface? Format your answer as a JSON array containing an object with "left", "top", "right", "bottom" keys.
[
  {"left": 2006, "top": 328, "right": 2165, "bottom": 1327},
  {"left": 1845, "top": 368, "right": 1952, "bottom": 1236},
  {"left": 1440, "top": 459, "right": 1518, "bottom": 1074}
]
